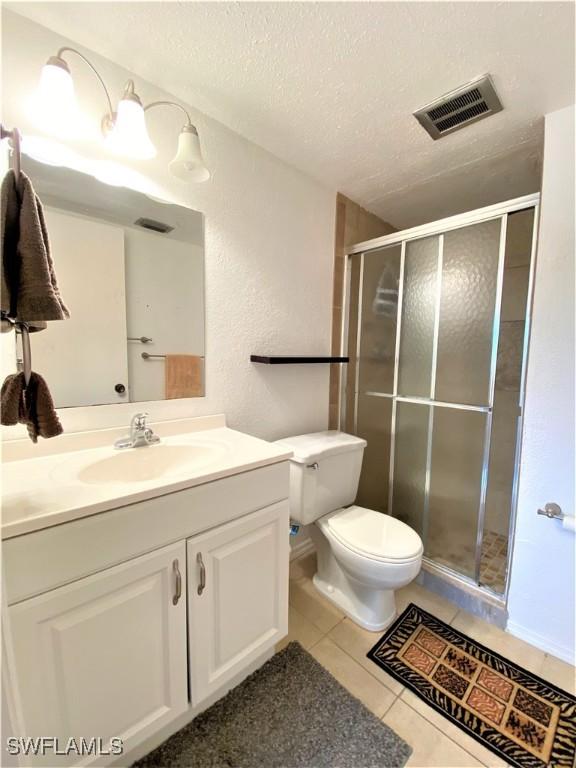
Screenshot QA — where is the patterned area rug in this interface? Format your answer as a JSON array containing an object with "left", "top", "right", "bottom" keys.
[{"left": 367, "top": 604, "right": 576, "bottom": 768}]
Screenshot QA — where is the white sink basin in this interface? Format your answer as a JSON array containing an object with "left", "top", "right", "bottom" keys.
[{"left": 76, "top": 443, "right": 227, "bottom": 485}]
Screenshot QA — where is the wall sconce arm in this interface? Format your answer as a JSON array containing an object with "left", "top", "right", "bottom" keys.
[{"left": 56, "top": 46, "right": 115, "bottom": 118}]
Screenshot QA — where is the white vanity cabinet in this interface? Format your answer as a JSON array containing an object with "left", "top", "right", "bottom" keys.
[
  {"left": 2, "top": 423, "right": 291, "bottom": 768},
  {"left": 8, "top": 541, "right": 188, "bottom": 766},
  {"left": 187, "top": 501, "right": 289, "bottom": 705}
]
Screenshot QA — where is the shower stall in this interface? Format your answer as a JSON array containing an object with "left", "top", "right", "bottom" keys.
[{"left": 340, "top": 194, "right": 539, "bottom": 603}]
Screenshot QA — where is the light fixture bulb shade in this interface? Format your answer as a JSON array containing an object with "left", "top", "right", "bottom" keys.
[
  {"left": 170, "top": 129, "right": 210, "bottom": 182},
  {"left": 105, "top": 97, "right": 157, "bottom": 159},
  {"left": 39, "top": 62, "right": 75, "bottom": 108},
  {"left": 30, "top": 60, "right": 87, "bottom": 138}
]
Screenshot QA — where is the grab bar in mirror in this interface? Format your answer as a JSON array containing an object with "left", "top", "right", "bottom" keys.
[
  {"left": 141, "top": 353, "right": 205, "bottom": 360},
  {"left": 128, "top": 336, "right": 153, "bottom": 344}
]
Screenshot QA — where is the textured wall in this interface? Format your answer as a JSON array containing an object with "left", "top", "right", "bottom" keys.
[
  {"left": 507, "top": 104, "right": 575, "bottom": 663},
  {"left": 1, "top": 11, "right": 336, "bottom": 442}
]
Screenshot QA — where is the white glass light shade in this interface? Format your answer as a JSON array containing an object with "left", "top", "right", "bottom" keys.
[
  {"left": 105, "top": 97, "right": 157, "bottom": 159},
  {"left": 39, "top": 62, "right": 75, "bottom": 109},
  {"left": 170, "top": 128, "right": 210, "bottom": 182},
  {"left": 30, "top": 60, "right": 88, "bottom": 138}
]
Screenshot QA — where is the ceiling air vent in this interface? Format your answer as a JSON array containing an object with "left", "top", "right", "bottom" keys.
[
  {"left": 134, "top": 217, "right": 174, "bottom": 234},
  {"left": 414, "top": 75, "right": 503, "bottom": 140}
]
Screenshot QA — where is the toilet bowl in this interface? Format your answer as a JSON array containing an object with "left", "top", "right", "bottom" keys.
[
  {"left": 313, "top": 505, "right": 422, "bottom": 630},
  {"left": 276, "top": 431, "right": 423, "bottom": 632}
]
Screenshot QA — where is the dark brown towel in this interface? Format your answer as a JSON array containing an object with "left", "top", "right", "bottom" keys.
[
  {"left": 1, "top": 371, "right": 63, "bottom": 443},
  {"left": 1, "top": 169, "right": 69, "bottom": 330}
]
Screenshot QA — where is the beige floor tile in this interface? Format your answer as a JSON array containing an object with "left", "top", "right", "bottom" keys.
[
  {"left": 396, "top": 581, "right": 460, "bottom": 624},
  {"left": 400, "top": 690, "right": 508, "bottom": 767},
  {"left": 310, "top": 637, "right": 396, "bottom": 718},
  {"left": 289, "top": 576, "right": 344, "bottom": 634},
  {"left": 540, "top": 653, "right": 576, "bottom": 695},
  {"left": 383, "top": 699, "right": 484, "bottom": 767},
  {"left": 451, "top": 610, "right": 545, "bottom": 674},
  {"left": 328, "top": 617, "right": 405, "bottom": 696},
  {"left": 289, "top": 551, "right": 317, "bottom": 581},
  {"left": 276, "top": 604, "right": 324, "bottom": 653}
]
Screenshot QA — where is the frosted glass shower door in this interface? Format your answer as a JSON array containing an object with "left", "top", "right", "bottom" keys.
[
  {"left": 348, "top": 203, "right": 536, "bottom": 591},
  {"left": 435, "top": 219, "right": 502, "bottom": 406},
  {"left": 349, "top": 215, "right": 506, "bottom": 582},
  {"left": 353, "top": 245, "right": 401, "bottom": 512},
  {"left": 397, "top": 236, "right": 439, "bottom": 398}
]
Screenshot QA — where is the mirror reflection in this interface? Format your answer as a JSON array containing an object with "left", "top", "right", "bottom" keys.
[{"left": 19, "top": 156, "right": 205, "bottom": 407}]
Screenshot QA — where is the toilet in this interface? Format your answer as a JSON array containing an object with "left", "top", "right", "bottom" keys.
[{"left": 276, "top": 431, "right": 423, "bottom": 632}]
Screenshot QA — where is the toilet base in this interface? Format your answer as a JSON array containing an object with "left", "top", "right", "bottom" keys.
[{"left": 312, "top": 573, "right": 397, "bottom": 632}]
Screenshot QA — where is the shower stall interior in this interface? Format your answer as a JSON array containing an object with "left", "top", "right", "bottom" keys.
[{"left": 341, "top": 195, "right": 539, "bottom": 601}]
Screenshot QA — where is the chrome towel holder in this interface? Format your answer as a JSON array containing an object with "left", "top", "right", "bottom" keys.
[
  {"left": 537, "top": 503, "right": 564, "bottom": 520},
  {"left": 1, "top": 123, "right": 31, "bottom": 387}
]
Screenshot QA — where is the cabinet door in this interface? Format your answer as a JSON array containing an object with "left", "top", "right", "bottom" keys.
[
  {"left": 8, "top": 542, "right": 188, "bottom": 766},
  {"left": 187, "top": 501, "right": 289, "bottom": 705}
]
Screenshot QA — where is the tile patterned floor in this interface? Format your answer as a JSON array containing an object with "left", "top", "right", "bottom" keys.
[
  {"left": 479, "top": 531, "right": 508, "bottom": 594},
  {"left": 278, "top": 552, "right": 576, "bottom": 768},
  {"left": 427, "top": 527, "right": 509, "bottom": 595}
]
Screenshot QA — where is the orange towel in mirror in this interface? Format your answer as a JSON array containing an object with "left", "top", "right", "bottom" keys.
[{"left": 165, "top": 355, "right": 203, "bottom": 399}]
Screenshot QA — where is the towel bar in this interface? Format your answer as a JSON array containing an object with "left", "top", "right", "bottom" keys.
[
  {"left": 128, "top": 336, "right": 153, "bottom": 344},
  {"left": 141, "top": 352, "right": 205, "bottom": 361}
]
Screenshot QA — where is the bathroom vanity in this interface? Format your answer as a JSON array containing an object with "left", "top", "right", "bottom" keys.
[{"left": 1, "top": 415, "right": 291, "bottom": 766}]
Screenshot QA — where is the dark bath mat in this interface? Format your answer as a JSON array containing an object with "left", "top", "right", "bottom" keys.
[
  {"left": 133, "top": 641, "right": 411, "bottom": 767},
  {"left": 367, "top": 603, "right": 576, "bottom": 768}
]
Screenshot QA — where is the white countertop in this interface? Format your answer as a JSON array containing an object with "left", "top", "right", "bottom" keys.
[{"left": 1, "top": 417, "right": 292, "bottom": 539}]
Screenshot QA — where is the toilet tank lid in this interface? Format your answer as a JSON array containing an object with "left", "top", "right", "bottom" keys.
[{"left": 274, "top": 431, "right": 367, "bottom": 464}]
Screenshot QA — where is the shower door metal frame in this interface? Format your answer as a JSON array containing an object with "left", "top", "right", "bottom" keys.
[{"left": 340, "top": 192, "right": 540, "bottom": 598}]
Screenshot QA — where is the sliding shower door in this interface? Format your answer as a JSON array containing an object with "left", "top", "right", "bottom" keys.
[{"left": 346, "top": 201, "right": 537, "bottom": 594}]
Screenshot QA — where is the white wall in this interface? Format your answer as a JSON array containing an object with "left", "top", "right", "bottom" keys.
[
  {"left": 33, "top": 207, "right": 128, "bottom": 408},
  {"left": 507, "top": 104, "right": 575, "bottom": 663},
  {"left": 1, "top": 10, "right": 335, "bottom": 441},
  {"left": 125, "top": 229, "right": 204, "bottom": 402}
]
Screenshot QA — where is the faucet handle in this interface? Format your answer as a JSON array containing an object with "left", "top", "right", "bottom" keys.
[{"left": 131, "top": 412, "right": 149, "bottom": 429}]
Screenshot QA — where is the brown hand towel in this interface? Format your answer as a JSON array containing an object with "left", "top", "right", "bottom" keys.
[
  {"left": 1, "top": 371, "right": 63, "bottom": 443},
  {"left": 1, "top": 169, "right": 69, "bottom": 329},
  {"left": 165, "top": 355, "right": 204, "bottom": 399}
]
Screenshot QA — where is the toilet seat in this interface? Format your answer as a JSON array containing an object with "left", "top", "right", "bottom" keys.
[{"left": 319, "top": 505, "right": 423, "bottom": 564}]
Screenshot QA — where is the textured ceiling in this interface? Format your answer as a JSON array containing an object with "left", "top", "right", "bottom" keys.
[{"left": 9, "top": 2, "right": 575, "bottom": 227}]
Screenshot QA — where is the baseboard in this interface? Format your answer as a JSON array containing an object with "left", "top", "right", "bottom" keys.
[
  {"left": 289, "top": 537, "right": 315, "bottom": 561},
  {"left": 506, "top": 620, "right": 575, "bottom": 665}
]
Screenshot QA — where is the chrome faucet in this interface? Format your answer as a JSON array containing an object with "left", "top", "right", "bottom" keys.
[{"left": 114, "top": 413, "right": 161, "bottom": 450}]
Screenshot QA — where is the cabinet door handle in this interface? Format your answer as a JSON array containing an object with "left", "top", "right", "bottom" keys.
[
  {"left": 197, "top": 552, "right": 206, "bottom": 596},
  {"left": 172, "top": 559, "right": 182, "bottom": 606}
]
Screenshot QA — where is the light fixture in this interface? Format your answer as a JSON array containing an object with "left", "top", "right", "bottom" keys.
[
  {"left": 144, "top": 101, "right": 210, "bottom": 182},
  {"left": 104, "top": 81, "right": 156, "bottom": 159},
  {"left": 31, "top": 54, "right": 92, "bottom": 138},
  {"left": 33, "top": 47, "right": 209, "bottom": 181}
]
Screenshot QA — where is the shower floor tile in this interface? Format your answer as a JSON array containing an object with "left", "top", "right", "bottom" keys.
[
  {"left": 479, "top": 531, "right": 508, "bottom": 594},
  {"left": 426, "top": 528, "right": 508, "bottom": 595}
]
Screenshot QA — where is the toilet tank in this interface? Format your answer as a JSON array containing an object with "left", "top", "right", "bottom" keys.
[{"left": 275, "top": 431, "right": 367, "bottom": 525}]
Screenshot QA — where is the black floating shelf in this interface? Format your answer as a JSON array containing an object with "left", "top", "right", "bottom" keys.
[{"left": 250, "top": 355, "right": 349, "bottom": 365}]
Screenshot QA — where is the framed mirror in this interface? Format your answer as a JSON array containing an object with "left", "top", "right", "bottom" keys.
[{"left": 18, "top": 156, "right": 205, "bottom": 407}]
